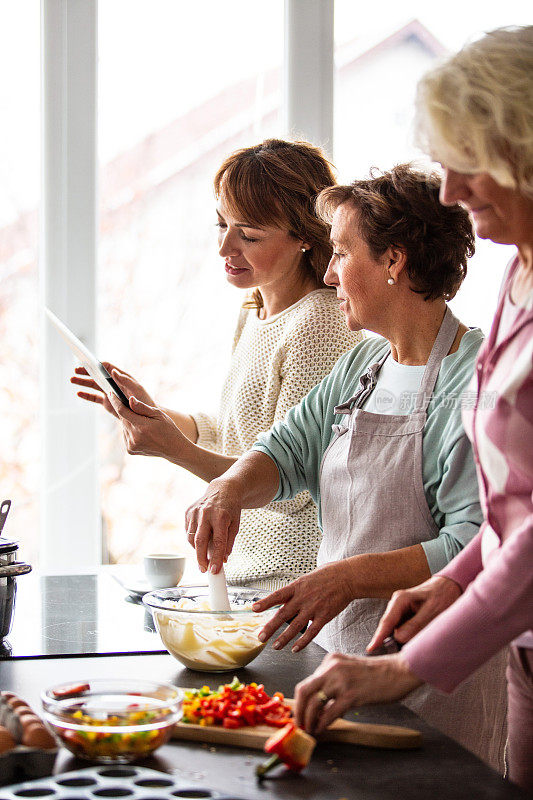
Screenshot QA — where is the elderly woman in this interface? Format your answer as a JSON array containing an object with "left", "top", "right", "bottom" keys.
[
  {"left": 293, "top": 26, "right": 533, "bottom": 791},
  {"left": 186, "top": 163, "right": 506, "bottom": 768}
]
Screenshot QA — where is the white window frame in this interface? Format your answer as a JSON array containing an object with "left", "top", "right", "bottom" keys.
[
  {"left": 40, "top": 0, "right": 334, "bottom": 571},
  {"left": 41, "top": 0, "right": 100, "bottom": 573},
  {"left": 284, "top": 0, "right": 334, "bottom": 156}
]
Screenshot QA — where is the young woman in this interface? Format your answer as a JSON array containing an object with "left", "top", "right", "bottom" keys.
[{"left": 73, "top": 138, "right": 362, "bottom": 590}]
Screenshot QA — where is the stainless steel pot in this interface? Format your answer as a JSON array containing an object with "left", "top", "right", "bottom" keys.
[
  {"left": 0, "top": 500, "right": 32, "bottom": 639},
  {"left": 0, "top": 536, "right": 18, "bottom": 567}
]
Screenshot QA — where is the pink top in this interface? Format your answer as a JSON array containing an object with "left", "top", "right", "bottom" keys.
[{"left": 403, "top": 257, "right": 533, "bottom": 692}]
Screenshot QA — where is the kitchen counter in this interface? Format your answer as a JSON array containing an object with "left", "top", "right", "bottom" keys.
[
  {"left": 0, "top": 638, "right": 526, "bottom": 798},
  {"left": 0, "top": 567, "right": 203, "bottom": 659}
]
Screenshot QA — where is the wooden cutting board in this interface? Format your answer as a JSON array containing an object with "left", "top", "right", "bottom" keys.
[{"left": 172, "top": 696, "right": 422, "bottom": 750}]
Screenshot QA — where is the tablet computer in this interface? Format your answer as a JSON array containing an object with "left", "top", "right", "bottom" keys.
[{"left": 46, "top": 308, "right": 129, "bottom": 406}]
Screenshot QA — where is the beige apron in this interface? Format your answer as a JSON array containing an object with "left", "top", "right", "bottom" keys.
[{"left": 316, "top": 307, "right": 507, "bottom": 772}]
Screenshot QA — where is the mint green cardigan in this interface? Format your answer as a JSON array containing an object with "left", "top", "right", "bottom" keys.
[{"left": 252, "top": 330, "right": 484, "bottom": 574}]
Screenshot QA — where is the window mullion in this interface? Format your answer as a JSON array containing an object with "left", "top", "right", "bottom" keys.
[
  {"left": 284, "top": 0, "right": 334, "bottom": 156},
  {"left": 41, "top": 0, "right": 100, "bottom": 572}
]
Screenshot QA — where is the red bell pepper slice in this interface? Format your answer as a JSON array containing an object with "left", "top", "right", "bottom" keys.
[
  {"left": 52, "top": 682, "right": 90, "bottom": 699},
  {"left": 223, "top": 717, "right": 243, "bottom": 729}
]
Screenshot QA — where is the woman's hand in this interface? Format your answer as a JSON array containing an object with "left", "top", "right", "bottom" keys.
[
  {"left": 185, "top": 479, "right": 243, "bottom": 573},
  {"left": 294, "top": 652, "right": 422, "bottom": 736},
  {"left": 73, "top": 364, "right": 190, "bottom": 462},
  {"left": 252, "top": 561, "right": 356, "bottom": 652},
  {"left": 107, "top": 391, "right": 190, "bottom": 461},
  {"left": 366, "top": 575, "right": 462, "bottom": 652},
  {"left": 71, "top": 363, "right": 156, "bottom": 418},
  {"left": 73, "top": 365, "right": 189, "bottom": 461}
]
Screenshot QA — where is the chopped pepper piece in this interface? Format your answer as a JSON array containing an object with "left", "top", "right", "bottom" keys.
[
  {"left": 256, "top": 722, "right": 316, "bottom": 779},
  {"left": 182, "top": 678, "right": 292, "bottom": 729},
  {"left": 51, "top": 682, "right": 90, "bottom": 699}
]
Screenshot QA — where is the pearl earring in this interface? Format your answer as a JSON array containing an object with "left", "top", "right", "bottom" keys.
[
  {"left": 301, "top": 247, "right": 307, "bottom": 253},
  {"left": 387, "top": 277, "right": 396, "bottom": 285}
]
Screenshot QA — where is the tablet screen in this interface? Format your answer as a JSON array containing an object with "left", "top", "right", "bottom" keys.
[{"left": 46, "top": 308, "right": 129, "bottom": 406}]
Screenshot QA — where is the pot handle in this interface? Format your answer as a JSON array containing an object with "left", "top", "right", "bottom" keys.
[
  {"left": 0, "top": 562, "right": 32, "bottom": 578},
  {"left": 0, "top": 499, "right": 11, "bottom": 536}
]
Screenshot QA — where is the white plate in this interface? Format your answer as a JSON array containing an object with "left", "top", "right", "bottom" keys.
[
  {"left": 111, "top": 564, "right": 205, "bottom": 597},
  {"left": 111, "top": 567, "right": 153, "bottom": 597}
]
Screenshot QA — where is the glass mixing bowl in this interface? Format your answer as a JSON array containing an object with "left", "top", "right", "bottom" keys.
[
  {"left": 41, "top": 678, "right": 182, "bottom": 763},
  {"left": 143, "top": 586, "right": 280, "bottom": 672}
]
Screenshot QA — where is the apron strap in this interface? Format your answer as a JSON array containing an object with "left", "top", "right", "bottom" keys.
[
  {"left": 334, "top": 306, "right": 460, "bottom": 416},
  {"left": 413, "top": 305, "right": 460, "bottom": 413},
  {"left": 334, "top": 350, "right": 389, "bottom": 414}
]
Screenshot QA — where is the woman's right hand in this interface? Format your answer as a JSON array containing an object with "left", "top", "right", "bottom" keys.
[
  {"left": 366, "top": 575, "right": 462, "bottom": 652},
  {"left": 185, "top": 479, "right": 243, "bottom": 574},
  {"left": 71, "top": 362, "right": 156, "bottom": 418},
  {"left": 72, "top": 363, "right": 192, "bottom": 463}
]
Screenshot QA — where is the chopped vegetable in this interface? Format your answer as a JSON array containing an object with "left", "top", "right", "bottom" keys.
[
  {"left": 49, "top": 703, "right": 173, "bottom": 760},
  {"left": 256, "top": 722, "right": 316, "bottom": 778},
  {"left": 51, "top": 683, "right": 90, "bottom": 699},
  {"left": 182, "top": 678, "right": 292, "bottom": 730}
]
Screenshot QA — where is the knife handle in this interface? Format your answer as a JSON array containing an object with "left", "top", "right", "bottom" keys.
[{"left": 365, "top": 635, "right": 403, "bottom": 656}]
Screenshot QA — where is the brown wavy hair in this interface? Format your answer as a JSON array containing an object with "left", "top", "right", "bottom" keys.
[
  {"left": 214, "top": 139, "right": 336, "bottom": 312},
  {"left": 316, "top": 164, "right": 475, "bottom": 301}
]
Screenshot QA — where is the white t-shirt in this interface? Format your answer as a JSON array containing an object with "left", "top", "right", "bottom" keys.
[{"left": 363, "top": 355, "right": 425, "bottom": 415}]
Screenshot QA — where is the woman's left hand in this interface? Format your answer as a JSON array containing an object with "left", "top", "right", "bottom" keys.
[
  {"left": 294, "top": 652, "right": 422, "bottom": 735},
  {"left": 252, "top": 561, "right": 356, "bottom": 652},
  {"left": 106, "top": 390, "right": 187, "bottom": 462}
]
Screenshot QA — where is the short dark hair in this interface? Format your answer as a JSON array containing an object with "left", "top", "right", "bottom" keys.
[{"left": 317, "top": 164, "right": 475, "bottom": 301}]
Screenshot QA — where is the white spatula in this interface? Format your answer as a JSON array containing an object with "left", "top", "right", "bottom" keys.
[{"left": 207, "top": 564, "right": 231, "bottom": 612}]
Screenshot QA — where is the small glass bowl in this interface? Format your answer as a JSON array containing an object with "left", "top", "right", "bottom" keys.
[
  {"left": 143, "top": 586, "right": 279, "bottom": 672},
  {"left": 41, "top": 678, "right": 182, "bottom": 763}
]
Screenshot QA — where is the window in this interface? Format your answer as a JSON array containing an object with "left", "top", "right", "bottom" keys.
[
  {"left": 334, "top": 0, "right": 532, "bottom": 334},
  {"left": 0, "top": 2, "right": 40, "bottom": 563},
  {"left": 6, "top": 2, "right": 529, "bottom": 569},
  {"left": 97, "top": 0, "right": 283, "bottom": 562}
]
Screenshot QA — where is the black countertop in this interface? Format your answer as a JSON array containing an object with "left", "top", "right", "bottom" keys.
[
  {"left": 0, "top": 636, "right": 526, "bottom": 798},
  {"left": 1, "top": 570, "right": 171, "bottom": 659}
]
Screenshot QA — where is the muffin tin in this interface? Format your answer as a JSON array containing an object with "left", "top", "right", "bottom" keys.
[
  {"left": 0, "top": 766, "right": 248, "bottom": 800},
  {"left": 0, "top": 746, "right": 57, "bottom": 787}
]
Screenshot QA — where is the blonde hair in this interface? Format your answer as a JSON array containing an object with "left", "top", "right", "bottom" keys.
[
  {"left": 214, "top": 139, "right": 336, "bottom": 313},
  {"left": 415, "top": 26, "right": 533, "bottom": 197}
]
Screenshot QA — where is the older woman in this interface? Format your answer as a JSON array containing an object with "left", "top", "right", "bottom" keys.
[
  {"left": 294, "top": 26, "right": 533, "bottom": 791},
  {"left": 186, "top": 163, "right": 506, "bottom": 768}
]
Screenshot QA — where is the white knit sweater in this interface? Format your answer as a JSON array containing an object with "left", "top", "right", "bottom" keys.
[{"left": 192, "top": 288, "right": 363, "bottom": 590}]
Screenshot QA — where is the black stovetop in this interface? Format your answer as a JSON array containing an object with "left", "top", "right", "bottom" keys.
[{"left": 0, "top": 571, "right": 166, "bottom": 660}]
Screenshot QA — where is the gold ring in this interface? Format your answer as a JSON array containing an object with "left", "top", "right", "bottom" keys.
[{"left": 316, "top": 689, "right": 328, "bottom": 704}]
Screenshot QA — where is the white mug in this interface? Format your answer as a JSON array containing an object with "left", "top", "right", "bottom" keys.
[{"left": 144, "top": 553, "right": 186, "bottom": 589}]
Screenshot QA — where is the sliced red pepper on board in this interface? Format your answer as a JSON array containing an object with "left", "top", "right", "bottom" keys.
[
  {"left": 259, "top": 697, "right": 281, "bottom": 711},
  {"left": 52, "top": 682, "right": 90, "bottom": 699},
  {"left": 182, "top": 678, "right": 293, "bottom": 731},
  {"left": 264, "top": 714, "right": 292, "bottom": 727},
  {"left": 222, "top": 717, "right": 243, "bottom": 729}
]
